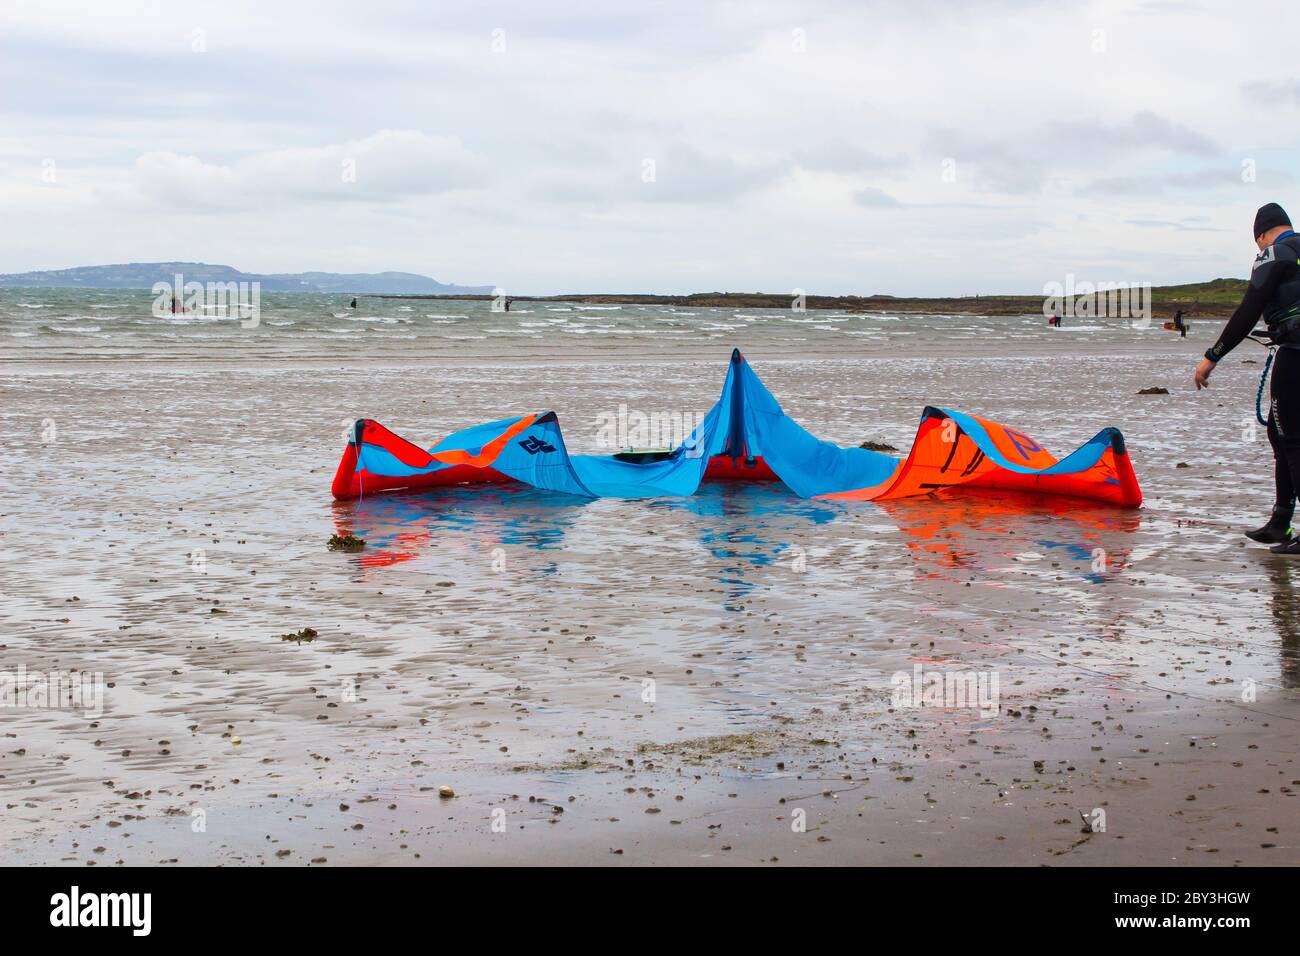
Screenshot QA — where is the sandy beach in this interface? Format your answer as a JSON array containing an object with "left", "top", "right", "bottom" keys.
[{"left": 0, "top": 293, "right": 1295, "bottom": 866}]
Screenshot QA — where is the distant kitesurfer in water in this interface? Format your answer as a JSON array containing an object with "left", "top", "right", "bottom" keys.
[
  {"left": 504, "top": 298, "right": 511, "bottom": 312},
  {"left": 1049, "top": 314, "right": 1061, "bottom": 327},
  {"left": 1195, "top": 202, "right": 1300, "bottom": 551},
  {"left": 1172, "top": 308, "right": 1187, "bottom": 337},
  {"left": 350, "top": 297, "right": 357, "bottom": 308}
]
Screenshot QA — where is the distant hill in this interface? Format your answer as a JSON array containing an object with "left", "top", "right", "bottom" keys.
[
  {"left": 1142, "top": 277, "right": 1247, "bottom": 306},
  {"left": 0, "top": 262, "right": 494, "bottom": 295}
]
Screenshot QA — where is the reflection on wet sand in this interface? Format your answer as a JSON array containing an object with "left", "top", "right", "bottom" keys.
[
  {"left": 332, "top": 484, "right": 592, "bottom": 571},
  {"left": 336, "top": 479, "right": 1148, "bottom": 626},
  {"left": 336, "top": 482, "right": 846, "bottom": 612},
  {"left": 877, "top": 491, "right": 1144, "bottom": 644},
  {"left": 876, "top": 491, "right": 1140, "bottom": 578},
  {"left": 1265, "top": 558, "right": 1300, "bottom": 689}
]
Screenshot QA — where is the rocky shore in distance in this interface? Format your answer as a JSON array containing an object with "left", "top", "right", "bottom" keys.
[{"left": 371, "top": 279, "right": 1246, "bottom": 319}]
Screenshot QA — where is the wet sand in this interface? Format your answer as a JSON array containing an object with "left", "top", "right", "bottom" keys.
[{"left": 1, "top": 334, "right": 1298, "bottom": 866}]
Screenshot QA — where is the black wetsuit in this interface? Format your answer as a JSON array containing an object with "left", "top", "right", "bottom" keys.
[{"left": 1207, "top": 230, "right": 1300, "bottom": 508}]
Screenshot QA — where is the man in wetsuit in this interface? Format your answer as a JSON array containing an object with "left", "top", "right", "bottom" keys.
[
  {"left": 1194, "top": 202, "right": 1300, "bottom": 551},
  {"left": 1172, "top": 308, "right": 1187, "bottom": 337}
]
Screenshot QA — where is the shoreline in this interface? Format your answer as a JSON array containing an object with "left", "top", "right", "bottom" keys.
[
  {"left": 1, "top": 284, "right": 1242, "bottom": 318},
  {"left": 0, "top": 342, "right": 1207, "bottom": 373},
  {"left": 366, "top": 290, "right": 1240, "bottom": 319}
]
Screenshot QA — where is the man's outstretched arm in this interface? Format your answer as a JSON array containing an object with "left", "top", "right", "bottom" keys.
[
  {"left": 1207, "top": 249, "right": 1288, "bottom": 362},
  {"left": 1195, "top": 249, "right": 1288, "bottom": 388}
]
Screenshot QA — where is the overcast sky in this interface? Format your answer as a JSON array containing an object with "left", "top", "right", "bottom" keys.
[{"left": 2, "top": 0, "right": 1296, "bottom": 295}]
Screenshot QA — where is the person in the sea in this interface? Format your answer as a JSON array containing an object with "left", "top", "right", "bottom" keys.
[
  {"left": 1172, "top": 308, "right": 1187, "bottom": 337},
  {"left": 1195, "top": 202, "right": 1300, "bottom": 551},
  {"left": 350, "top": 297, "right": 357, "bottom": 308}
]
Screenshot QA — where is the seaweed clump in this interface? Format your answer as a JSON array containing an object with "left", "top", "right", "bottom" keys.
[{"left": 328, "top": 533, "right": 366, "bottom": 552}]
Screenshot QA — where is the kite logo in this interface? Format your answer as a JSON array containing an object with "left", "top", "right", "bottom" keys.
[
  {"left": 518, "top": 435, "right": 556, "bottom": 455},
  {"left": 1003, "top": 428, "right": 1041, "bottom": 461}
]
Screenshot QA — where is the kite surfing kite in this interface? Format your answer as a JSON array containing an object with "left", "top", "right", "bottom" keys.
[{"left": 332, "top": 349, "right": 1141, "bottom": 507}]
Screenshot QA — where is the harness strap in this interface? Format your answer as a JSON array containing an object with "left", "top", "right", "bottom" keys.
[{"left": 1258, "top": 348, "right": 1276, "bottom": 427}]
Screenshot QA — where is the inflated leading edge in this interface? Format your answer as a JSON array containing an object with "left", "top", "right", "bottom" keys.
[{"left": 332, "top": 350, "right": 1142, "bottom": 507}]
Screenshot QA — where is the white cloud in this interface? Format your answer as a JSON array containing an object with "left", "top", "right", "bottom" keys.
[
  {"left": 132, "top": 130, "right": 480, "bottom": 209},
  {"left": 853, "top": 186, "right": 902, "bottom": 208}
]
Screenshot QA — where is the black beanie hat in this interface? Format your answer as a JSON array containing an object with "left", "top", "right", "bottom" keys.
[{"left": 1254, "top": 202, "right": 1291, "bottom": 238}]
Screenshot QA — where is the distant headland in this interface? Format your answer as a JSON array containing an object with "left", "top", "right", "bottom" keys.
[{"left": 0, "top": 262, "right": 494, "bottom": 295}]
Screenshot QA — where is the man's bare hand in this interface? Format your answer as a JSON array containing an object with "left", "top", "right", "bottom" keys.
[{"left": 1194, "top": 356, "right": 1215, "bottom": 390}]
